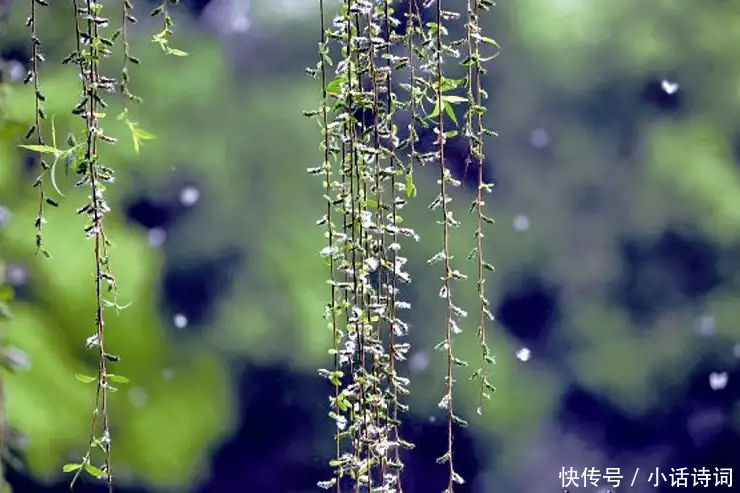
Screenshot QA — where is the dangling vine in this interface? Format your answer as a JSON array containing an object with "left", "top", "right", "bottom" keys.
[
  {"left": 463, "top": 0, "right": 498, "bottom": 417},
  {"left": 310, "top": 0, "right": 498, "bottom": 491},
  {"left": 430, "top": 1, "right": 468, "bottom": 488},
  {"left": 26, "top": 0, "right": 50, "bottom": 258}
]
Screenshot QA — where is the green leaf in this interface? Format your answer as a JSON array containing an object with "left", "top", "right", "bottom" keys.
[
  {"left": 62, "top": 463, "right": 83, "bottom": 473},
  {"left": 167, "top": 48, "right": 189, "bottom": 57},
  {"left": 336, "top": 394, "right": 350, "bottom": 412},
  {"left": 477, "top": 35, "right": 499, "bottom": 47},
  {"left": 83, "top": 463, "right": 106, "bottom": 479},
  {"left": 327, "top": 370, "right": 343, "bottom": 387},
  {"left": 134, "top": 127, "right": 156, "bottom": 140},
  {"left": 428, "top": 98, "right": 442, "bottom": 120},
  {"left": 443, "top": 101, "right": 458, "bottom": 126},
  {"left": 106, "top": 373, "right": 129, "bottom": 384},
  {"left": 405, "top": 173, "right": 416, "bottom": 198},
  {"left": 325, "top": 78, "right": 342, "bottom": 96},
  {"left": 439, "top": 78, "right": 465, "bottom": 92},
  {"left": 128, "top": 122, "right": 156, "bottom": 154},
  {"left": 49, "top": 155, "right": 65, "bottom": 197},
  {"left": 442, "top": 95, "right": 467, "bottom": 104},
  {"left": 74, "top": 373, "right": 97, "bottom": 384},
  {"left": 17, "top": 144, "right": 59, "bottom": 155}
]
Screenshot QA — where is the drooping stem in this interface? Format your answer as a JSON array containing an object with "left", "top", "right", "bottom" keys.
[
  {"left": 119, "top": 0, "right": 142, "bottom": 107},
  {"left": 435, "top": 2, "right": 456, "bottom": 490},
  {"left": 68, "top": 0, "right": 119, "bottom": 488},
  {"left": 464, "top": 0, "right": 497, "bottom": 415},
  {"left": 27, "top": 0, "right": 50, "bottom": 258},
  {"left": 316, "top": 0, "right": 342, "bottom": 490}
]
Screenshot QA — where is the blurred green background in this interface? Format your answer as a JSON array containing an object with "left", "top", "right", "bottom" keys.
[{"left": 1, "top": 0, "right": 739, "bottom": 492}]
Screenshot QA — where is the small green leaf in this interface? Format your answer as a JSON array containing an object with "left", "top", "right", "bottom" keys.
[
  {"left": 83, "top": 463, "right": 105, "bottom": 479},
  {"left": 62, "top": 463, "right": 82, "bottom": 473},
  {"left": 428, "top": 98, "right": 442, "bottom": 120},
  {"left": 442, "top": 95, "right": 467, "bottom": 104},
  {"left": 134, "top": 127, "right": 156, "bottom": 140},
  {"left": 336, "top": 394, "right": 350, "bottom": 411},
  {"left": 167, "top": 48, "right": 189, "bottom": 57},
  {"left": 74, "top": 373, "right": 97, "bottom": 384},
  {"left": 443, "top": 101, "right": 458, "bottom": 126},
  {"left": 405, "top": 174, "right": 416, "bottom": 198},
  {"left": 478, "top": 35, "right": 499, "bottom": 47},
  {"left": 327, "top": 370, "right": 343, "bottom": 387},
  {"left": 49, "top": 156, "right": 65, "bottom": 197},
  {"left": 439, "top": 77, "right": 465, "bottom": 92},
  {"left": 325, "top": 78, "right": 342, "bottom": 95},
  {"left": 106, "top": 373, "right": 129, "bottom": 384},
  {"left": 128, "top": 122, "right": 156, "bottom": 154},
  {"left": 18, "top": 144, "right": 59, "bottom": 155}
]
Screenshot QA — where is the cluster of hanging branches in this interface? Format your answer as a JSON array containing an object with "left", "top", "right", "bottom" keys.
[
  {"left": 308, "top": 0, "right": 498, "bottom": 491},
  {"left": 14, "top": 0, "right": 185, "bottom": 489},
  {"left": 0, "top": 0, "right": 495, "bottom": 491}
]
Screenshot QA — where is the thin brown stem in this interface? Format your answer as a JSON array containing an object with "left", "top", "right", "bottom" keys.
[{"left": 318, "top": 0, "right": 342, "bottom": 490}]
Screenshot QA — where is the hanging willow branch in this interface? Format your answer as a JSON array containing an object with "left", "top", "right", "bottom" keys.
[
  {"left": 310, "top": 0, "right": 498, "bottom": 491},
  {"left": 426, "top": 3, "right": 469, "bottom": 490},
  {"left": 14, "top": 0, "right": 185, "bottom": 489},
  {"left": 61, "top": 1, "right": 123, "bottom": 488},
  {"left": 309, "top": 0, "right": 418, "bottom": 490},
  {"left": 26, "top": 0, "right": 51, "bottom": 258},
  {"left": 464, "top": 0, "right": 498, "bottom": 417}
]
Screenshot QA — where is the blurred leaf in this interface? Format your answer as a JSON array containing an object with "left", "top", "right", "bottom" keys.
[{"left": 74, "top": 374, "right": 96, "bottom": 384}]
